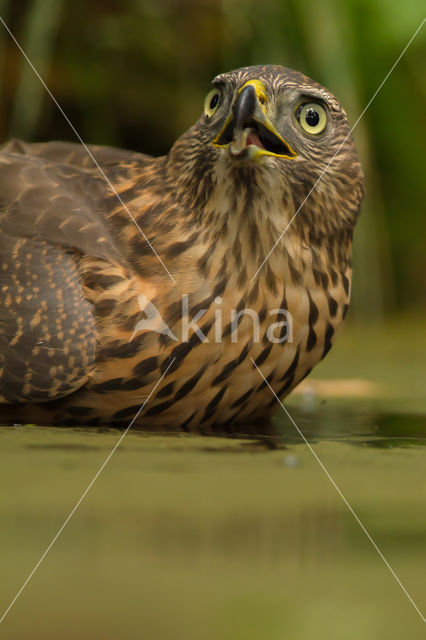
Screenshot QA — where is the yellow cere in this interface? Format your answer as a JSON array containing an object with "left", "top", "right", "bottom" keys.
[{"left": 238, "top": 79, "right": 268, "bottom": 112}]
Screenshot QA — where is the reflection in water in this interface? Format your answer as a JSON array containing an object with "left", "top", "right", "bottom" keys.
[
  {"left": 1, "top": 408, "right": 425, "bottom": 639},
  {"left": 6, "top": 407, "right": 426, "bottom": 451},
  {"left": 275, "top": 405, "right": 426, "bottom": 449}
]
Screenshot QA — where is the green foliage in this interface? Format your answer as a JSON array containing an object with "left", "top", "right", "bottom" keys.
[{"left": 0, "top": 0, "right": 424, "bottom": 314}]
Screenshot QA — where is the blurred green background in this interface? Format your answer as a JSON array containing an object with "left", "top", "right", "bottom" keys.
[{"left": 0, "top": 0, "right": 425, "bottom": 318}]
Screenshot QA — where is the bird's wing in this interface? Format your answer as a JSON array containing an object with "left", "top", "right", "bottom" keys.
[
  {"left": 0, "top": 139, "right": 152, "bottom": 172},
  {"left": 0, "top": 143, "right": 144, "bottom": 404}
]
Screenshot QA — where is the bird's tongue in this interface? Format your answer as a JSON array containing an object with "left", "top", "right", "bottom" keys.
[
  {"left": 245, "top": 129, "right": 265, "bottom": 149},
  {"left": 230, "top": 127, "right": 266, "bottom": 157}
]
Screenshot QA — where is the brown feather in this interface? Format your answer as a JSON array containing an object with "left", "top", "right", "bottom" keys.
[{"left": 0, "top": 65, "right": 363, "bottom": 432}]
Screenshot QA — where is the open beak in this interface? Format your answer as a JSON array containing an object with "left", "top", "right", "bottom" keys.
[{"left": 213, "top": 80, "right": 297, "bottom": 161}]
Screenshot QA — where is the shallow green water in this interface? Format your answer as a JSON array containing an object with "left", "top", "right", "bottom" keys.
[
  {"left": 1, "top": 406, "right": 425, "bottom": 639},
  {"left": 1, "top": 319, "right": 425, "bottom": 639}
]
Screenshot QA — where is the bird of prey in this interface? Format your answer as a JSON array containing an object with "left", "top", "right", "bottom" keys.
[{"left": 0, "top": 65, "right": 364, "bottom": 434}]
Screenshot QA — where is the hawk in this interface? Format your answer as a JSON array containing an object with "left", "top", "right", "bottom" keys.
[{"left": 0, "top": 65, "right": 364, "bottom": 434}]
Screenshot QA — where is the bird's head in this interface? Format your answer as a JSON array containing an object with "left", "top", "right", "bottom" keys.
[{"left": 168, "top": 65, "right": 364, "bottom": 244}]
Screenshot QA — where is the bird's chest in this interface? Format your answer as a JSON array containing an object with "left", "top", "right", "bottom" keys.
[
  {"left": 186, "top": 266, "right": 348, "bottom": 423},
  {"left": 81, "top": 231, "right": 351, "bottom": 430},
  {"left": 124, "top": 258, "right": 351, "bottom": 429}
]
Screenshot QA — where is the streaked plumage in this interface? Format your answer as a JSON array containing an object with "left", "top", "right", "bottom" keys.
[{"left": 0, "top": 65, "right": 364, "bottom": 433}]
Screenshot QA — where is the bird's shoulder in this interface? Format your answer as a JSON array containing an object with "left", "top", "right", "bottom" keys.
[
  {"left": 0, "top": 139, "right": 153, "bottom": 172},
  {"left": 0, "top": 139, "right": 165, "bottom": 265}
]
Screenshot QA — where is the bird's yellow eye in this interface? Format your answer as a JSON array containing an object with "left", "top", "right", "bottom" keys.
[
  {"left": 204, "top": 89, "right": 221, "bottom": 118},
  {"left": 296, "top": 102, "right": 327, "bottom": 135}
]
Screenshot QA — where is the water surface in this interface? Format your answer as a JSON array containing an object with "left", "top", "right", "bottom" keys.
[{"left": 1, "top": 402, "right": 425, "bottom": 639}]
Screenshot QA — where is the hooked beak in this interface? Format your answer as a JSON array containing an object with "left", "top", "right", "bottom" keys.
[{"left": 213, "top": 80, "right": 297, "bottom": 161}]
